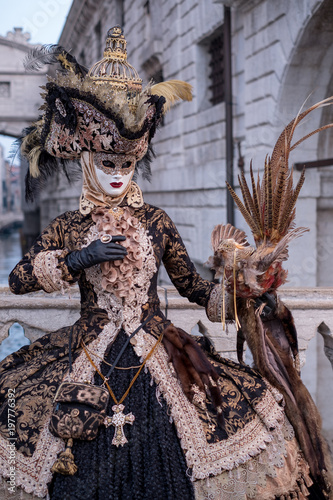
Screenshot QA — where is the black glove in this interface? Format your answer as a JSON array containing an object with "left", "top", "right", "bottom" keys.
[
  {"left": 65, "top": 236, "right": 127, "bottom": 274},
  {"left": 255, "top": 292, "right": 276, "bottom": 320}
]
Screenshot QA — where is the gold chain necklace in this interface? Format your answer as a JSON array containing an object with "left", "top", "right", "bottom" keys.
[{"left": 81, "top": 333, "right": 163, "bottom": 447}]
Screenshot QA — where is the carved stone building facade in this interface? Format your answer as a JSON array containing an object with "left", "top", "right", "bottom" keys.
[
  {"left": 0, "top": 27, "right": 46, "bottom": 137},
  {"left": 48, "top": 0, "right": 333, "bottom": 289}
]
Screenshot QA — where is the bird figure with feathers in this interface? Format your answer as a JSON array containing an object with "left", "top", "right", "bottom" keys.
[
  {"left": 205, "top": 99, "right": 333, "bottom": 496},
  {"left": 207, "top": 96, "right": 333, "bottom": 301}
]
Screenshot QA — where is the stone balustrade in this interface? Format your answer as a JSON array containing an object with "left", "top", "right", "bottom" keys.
[
  {"left": 0, "top": 285, "right": 332, "bottom": 446},
  {"left": 0, "top": 285, "right": 332, "bottom": 358}
]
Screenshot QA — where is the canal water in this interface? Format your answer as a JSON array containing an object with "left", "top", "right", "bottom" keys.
[
  {"left": 0, "top": 230, "right": 30, "bottom": 361},
  {"left": 0, "top": 230, "right": 22, "bottom": 285}
]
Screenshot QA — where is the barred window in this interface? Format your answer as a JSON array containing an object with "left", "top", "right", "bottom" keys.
[
  {"left": 151, "top": 68, "right": 163, "bottom": 84},
  {"left": 208, "top": 31, "right": 225, "bottom": 105},
  {"left": 0, "top": 82, "right": 10, "bottom": 98}
]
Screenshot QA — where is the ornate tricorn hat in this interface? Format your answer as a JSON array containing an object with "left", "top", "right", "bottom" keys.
[{"left": 21, "top": 26, "right": 193, "bottom": 200}]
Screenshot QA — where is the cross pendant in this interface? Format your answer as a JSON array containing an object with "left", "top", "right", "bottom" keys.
[{"left": 104, "top": 403, "right": 135, "bottom": 447}]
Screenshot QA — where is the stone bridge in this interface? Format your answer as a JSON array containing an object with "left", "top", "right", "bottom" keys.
[{"left": 0, "top": 211, "right": 23, "bottom": 233}]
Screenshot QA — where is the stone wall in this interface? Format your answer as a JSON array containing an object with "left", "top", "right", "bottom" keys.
[{"left": 0, "top": 28, "right": 47, "bottom": 138}]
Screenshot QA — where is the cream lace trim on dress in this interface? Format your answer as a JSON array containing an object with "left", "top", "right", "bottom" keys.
[
  {"left": 133, "top": 334, "right": 312, "bottom": 499},
  {"left": 0, "top": 252, "right": 75, "bottom": 498},
  {"left": 193, "top": 436, "right": 312, "bottom": 500},
  {"left": 132, "top": 332, "right": 291, "bottom": 480},
  {"left": 0, "top": 420, "right": 64, "bottom": 498},
  {"left": 33, "top": 251, "right": 71, "bottom": 294},
  {"left": 0, "top": 474, "right": 48, "bottom": 500}
]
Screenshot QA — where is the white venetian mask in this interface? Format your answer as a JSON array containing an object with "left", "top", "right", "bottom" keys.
[{"left": 93, "top": 153, "right": 136, "bottom": 196}]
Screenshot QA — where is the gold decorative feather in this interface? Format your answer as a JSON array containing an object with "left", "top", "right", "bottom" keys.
[
  {"left": 238, "top": 172, "right": 252, "bottom": 215},
  {"left": 27, "top": 146, "right": 42, "bottom": 178},
  {"left": 264, "top": 157, "right": 273, "bottom": 234},
  {"left": 278, "top": 169, "right": 305, "bottom": 235},
  {"left": 225, "top": 182, "right": 259, "bottom": 235},
  {"left": 20, "top": 119, "right": 44, "bottom": 178},
  {"left": 250, "top": 165, "right": 263, "bottom": 239},
  {"left": 151, "top": 80, "right": 193, "bottom": 112},
  {"left": 239, "top": 172, "right": 262, "bottom": 236},
  {"left": 272, "top": 162, "right": 287, "bottom": 231},
  {"left": 57, "top": 53, "right": 75, "bottom": 72}
]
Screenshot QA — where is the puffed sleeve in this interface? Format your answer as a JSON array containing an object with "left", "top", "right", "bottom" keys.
[
  {"left": 9, "top": 212, "right": 78, "bottom": 295},
  {"left": 161, "top": 211, "right": 234, "bottom": 320}
]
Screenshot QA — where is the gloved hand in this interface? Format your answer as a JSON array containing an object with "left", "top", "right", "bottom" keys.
[
  {"left": 65, "top": 236, "right": 127, "bottom": 274},
  {"left": 254, "top": 292, "right": 276, "bottom": 320}
]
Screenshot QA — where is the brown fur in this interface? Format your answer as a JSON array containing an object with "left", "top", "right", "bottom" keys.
[
  {"left": 236, "top": 328, "right": 246, "bottom": 364},
  {"left": 277, "top": 298, "right": 299, "bottom": 370},
  {"left": 238, "top": 299, "right": 333, "bottom": 496},
  {"left": 162, "top": 325, "right": 225, "bottom": 429}
]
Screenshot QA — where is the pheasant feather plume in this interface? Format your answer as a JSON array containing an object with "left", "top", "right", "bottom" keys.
[{"left": 208, "top": 96, "right": 333, "bottom": 297}]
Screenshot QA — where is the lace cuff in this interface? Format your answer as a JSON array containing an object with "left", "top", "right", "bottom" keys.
[
  {"left": 33, "top": 249, "right": 77, "bottom": 293},
  {"left": 206, "top": 285, "right": 234, "bottom": 323}
]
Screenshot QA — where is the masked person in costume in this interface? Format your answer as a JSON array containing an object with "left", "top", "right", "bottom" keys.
[{"left": 0, "top": 26, "right": 332, "bottom": 500}]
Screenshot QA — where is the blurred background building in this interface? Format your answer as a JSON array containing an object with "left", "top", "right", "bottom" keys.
[
  {"left": 40, "top": 0, "right": 333, "bottom": 289},
  {"left": 0, "top": 26, "right": 47, "bottom": 246}
]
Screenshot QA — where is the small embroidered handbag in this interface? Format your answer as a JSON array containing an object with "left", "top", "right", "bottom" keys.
[{"left": 49, "top": 381, "right": 110, "bottom": 440}]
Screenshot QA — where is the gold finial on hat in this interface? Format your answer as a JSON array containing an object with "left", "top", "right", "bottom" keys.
[{"left": 88, "top": 26, "right": 142, "bottom": 105}]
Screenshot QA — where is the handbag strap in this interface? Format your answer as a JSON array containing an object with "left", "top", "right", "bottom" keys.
[
  {"left": 105, "top": 315, "right": 154, "bottom": 380},
  {"left": 67, "top": 315, "right": 154, "bottom": 376}
]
